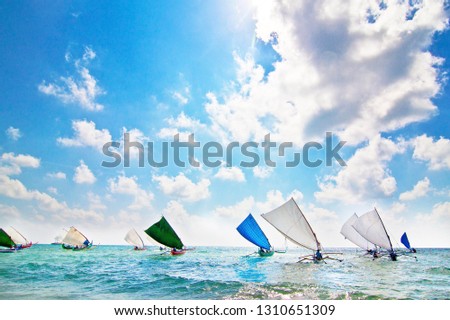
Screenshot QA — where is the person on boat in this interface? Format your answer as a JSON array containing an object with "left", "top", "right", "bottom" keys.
[
  {"left": 410, "top": 248, "right": 417, "bottom": 253},
  {"left": 134, "top": 246, "right": 138, "bottom": 250},
  {"left": 313, "top": 250, "right": 323, "bottom": 262}
]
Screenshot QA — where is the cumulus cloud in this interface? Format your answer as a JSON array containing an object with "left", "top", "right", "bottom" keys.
[
  {"left": 47, "top": 172, "right": 66, "bottom": 180},
  {"left": 0, "top": 153, "right": 40, "bottom": 176},
  {"left": 38, "top": 46, "right": 105, "bottom": 111},
  {"left": 0, "top": 174, "right": 103, "bottom": 222},
  {"left": 204, "top": 1, "right": 447, "bottom": 146},
  {"left": 108, "top": 174, "right": 153, "bottom": 210},
  {"left": 412, "top": 135, "right": 450, "bottom": 170},
  {"left": 315, "top": 135, "right": 407, "bottom": 203},
  {"left": 157, "top": 112, "right": 206, "bottom": 140},
  {"left": 5, "top": 127, "right": 22, "bottom": 141},
  {"left": 73, "top": 160, "right": 96, "bottom": 184},
  {"left": 152, "top": 173, "right": 210, "bottom": 202},
  {"left": 57, "top": 119, "right": 111, "bottom": 151},
  {"left": 0, "top": 204, "right": 21, "bottom": 220},
  {"left": 252, "top": 166, "right": 273, "bottom": 179},
  {"left": 214, "top": 166, "right": 246, "bottom": 182},
  {"left": 399, "top": 177, "right": 431, "bottom": 201}
]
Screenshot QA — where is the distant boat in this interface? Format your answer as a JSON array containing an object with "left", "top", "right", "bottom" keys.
[
  {"left": 237, "top": 213, "right": 274, "bottom": 257},
  {"left": 6, "top": 226, "right": 33, "bottom": 249},
  {"left": 124, "top": 228, "right": 146, "bottom": 250},
  {"left": 145, "top": 217, "right": 185, "bottom": 255},
  {"left": 0, "top": 228, "right": 20, "bottom": 253},
  {"left": 401, "top": 232, "right": 417, "bottom": 253},
  {"left": 341, "top": 214, "right": 378, "bottom": 257},
  {"left": 262, "top": 198, "right": 341, "bottom": 262},
  {"left": 352, "top": 208, "right": 397, "bottom": 261},
  {"left": 61, "top": 227, "right": 93, "bottom": 251}
]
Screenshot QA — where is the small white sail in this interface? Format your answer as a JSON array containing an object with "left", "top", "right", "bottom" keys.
[
  {"left": 6, "top": 227, "right": 29, "bottom": 245},
  {"left": 62, "top": 227, "right": 89, "bottom": 246},
  {"left": 352, "top": 209, "right": 393, "bottom": 251},
  {"left": 262, "top": 198, "right": 321, "bottom": 251},
  {"left": 124, "top": 228, "right": 145, "bottom": 249},
  {"left": 340, "top": 214, "right": 375, "bottom": 250}
]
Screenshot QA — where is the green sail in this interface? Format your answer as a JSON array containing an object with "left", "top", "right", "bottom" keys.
[
  {"left": 0, "top": 228, "right": 16, "bottom": 248},
  {"left": 145, "top": 216, "right": 184, "bottom": 249}
]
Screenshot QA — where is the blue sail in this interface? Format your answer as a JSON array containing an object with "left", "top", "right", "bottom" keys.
[
  {"left": 237, "top": 213, "right": 271, "bottom": 250},
  {"left": 401, "top": 232, "right": 411, "bottom": 249}
]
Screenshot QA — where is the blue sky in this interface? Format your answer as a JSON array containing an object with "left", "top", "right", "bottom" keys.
[{"left": 0, "top": 1, "right": 449, "bottom": 247}]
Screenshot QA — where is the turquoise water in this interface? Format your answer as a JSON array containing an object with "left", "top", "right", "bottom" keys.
[{"left": 0, "top": 245, "right": 448, "bottom": 300}]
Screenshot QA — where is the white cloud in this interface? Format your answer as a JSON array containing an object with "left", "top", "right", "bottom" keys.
[
  {"left": 5, "top": 127, "right": 22, "bottom": 141},
  {"left": 0, "top": 153, "right": 40, "bottom": 176},
  {"left": 47, "top": 187, "right": 58, "bottom": 195},
  {"left": 38, "top": 46, "right": 105, "bottom": 111},
  {"left": 0, "top": 204, "right": 21, "bottom": 220},
  {"left": 87, "top": 192, "right": 107, "bottom": 211},
  {"left": 204, "top": 1, "right": 447, "bottom": 146},
  {"left": 315, "top": 135, "right": 406, "bottom": 203},
  {"left": 214, "top": 166, "right": 246, "bottom": 182},
  {"left": 57, "top": 119, "right": 111, "bottom": 151},
  {"left": 0, "top": 174, "right": 103, "bottom": 222},
  {"left": 252, "top": 166, "right": 273, "bottom": 179},
  {"left": 399, "top": 177, "right": 431, "bottom": 201},
  {"left": 214, "top": 189, "right": 303, "bottom": 219},
  {"left": 412, "top": 135, "right": 450, "bottom": 170},
  {"left": 47, "top": 172, "right": 66, "bottom": 180},
  {"left": 73, "top": 160, "right": 96, "bottom": 184},
  {"left": 172, "top": 88, "right": 190, "bottom": 106},
  {"left": 152, "top": 173, "right": 210, "bottom": 202},
  {"left": 157, "top": 112, "right": 206, "bottom": 139},
  {"left": 108, "top": 174, "right": 153, "bottom": 210}
]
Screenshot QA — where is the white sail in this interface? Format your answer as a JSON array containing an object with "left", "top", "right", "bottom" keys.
[
  {"left": 352, "top": 209, "right": 393, "bottom": 251},
  {"left": 6, "top": 227, "right": 29, "bottom": 245},
  {"left": 261, "top": 198, "right": 321, "bottom": 251},
  {"left": 124, "top": 228, "right": 144, "bottom": 249},
  {"left": 340, "top": 214, "right": 375, "bottom": 250},
  {"left": 62, "top": 227, "right": 89, "bottom": 246}
]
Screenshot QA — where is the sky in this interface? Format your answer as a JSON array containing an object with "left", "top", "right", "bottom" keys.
[{"left": 0, "top": 1, "right": 449, "bottom": 248}]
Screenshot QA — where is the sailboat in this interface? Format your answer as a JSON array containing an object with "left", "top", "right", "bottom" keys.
[
  {"left": 61, "top": 227, "right": 93, "bottom": 251},
  {"left": 124, "top": 228, "right": 146, "bottom": 250},
  {"left": 145, "top": 216, "right": 185, "bottom": 255},
  {"left": 401, "top": 232, "right": 417, "bottom": 253},
  {"left": 6, "top": 226, "right": 33, "bottom": 249},
  {"left": 237, "top": 213, "right": 274, "bottom": 257},
  {"left": 262, "top": 198, "right": 340, "bottom": 262},
  {"left": 352, "top": 208, "right": 397, "bottom": 261},
  {"left": 341, "top": 214, "right": 378, "bottom": 257},
  {"left": 0, "top": 228, "right": 20, "bottom": 253}
]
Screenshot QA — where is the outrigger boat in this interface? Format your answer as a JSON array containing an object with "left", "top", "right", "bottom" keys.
[
  {"left": 61, "top": 227, "right": 93, "bottom": 251},
  {"left": 237, "top": 213, "right": 274, "bottom": 257},
  {"left": 262, "top": 198, "right": 342, "bottom": 263},
  {"left": 341, "top": 214, "right": 379, "bottom": 258},
  {"left": 6, "top": 226, "right": 33, "bottom": 249},
  {"left": 0, "top": 228, "right": 21, "bottom": 253},
  {"left": 124, "top": 228, "right": 146, "bottom": 250},
  {"left": 401, "top": 232, "right": 417, "bottom": 253},
  {"left": 352, "top": 208, "right": 397, "bottom": 261},
  {"left": 145, "top": 217, "right": 186, "bottom": 255}
]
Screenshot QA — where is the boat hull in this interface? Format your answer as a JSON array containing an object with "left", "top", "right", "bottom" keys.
[
  {"left": 0, "top": 248, "right": 17, "bottom": 253},
  {"left": 258, "top": 248, "right": 274, "bottom": 257},
  {"left": 170, "top": 249, "right": 186, "bottom": 255},
  {"left": 62, "top": 243, "right": 93, "bottom": 251}
]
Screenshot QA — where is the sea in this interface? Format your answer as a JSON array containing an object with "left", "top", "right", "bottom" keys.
[{"left": 0, "top": 245, "right": 448, "bottom": 300}]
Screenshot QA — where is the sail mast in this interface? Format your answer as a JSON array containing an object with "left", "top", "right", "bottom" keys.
[{"left": 374, "top": 208, "right": 393, "bottom": 252}]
